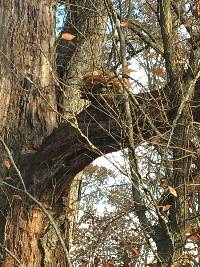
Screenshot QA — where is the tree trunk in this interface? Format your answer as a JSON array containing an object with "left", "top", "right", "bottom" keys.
[
  {"left": 0, "top": 0, "right": 107, "bottom": 266},
  {"left": 56, "top": 0, "right": 107, "bottom": 116},
  {"left": 0, "top": 0, "right": 60, "bottom": 265},
  {"left": 1, "top": 1, "right": 200, "bottom": 266}
]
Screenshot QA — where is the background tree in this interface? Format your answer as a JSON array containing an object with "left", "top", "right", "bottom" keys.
[{"left": 0, "top": 0, "right": 200, "bottom": 266}]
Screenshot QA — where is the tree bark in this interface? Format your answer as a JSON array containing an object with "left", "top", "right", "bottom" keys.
[
  {"left": 56, "top": 0, "right": 107, "bottom": 116},
  {"left": 0, "top": 0, "right": 200, "bottom": 266},
  {"left": 0, "top": 0, "right": 108, "bottom": 266},
  {"left": 0, "top": 0, "right": 61, "bottom": 265}
]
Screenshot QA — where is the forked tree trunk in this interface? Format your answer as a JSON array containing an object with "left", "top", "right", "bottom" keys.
[
  {"left": 0, "top": 0, "right": 107, "bottom": 266},
  {"left": 1, "top": 1, "right": 200, "bottom": 266}
]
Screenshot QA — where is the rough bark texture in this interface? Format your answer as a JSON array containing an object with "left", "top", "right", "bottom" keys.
[
  {"left": 0, "top": 0, "right": 60, "bottom": 266},
  {"left": 0, "top": 0, "right": 57, "bottom": 152},
  {"left": 0, "top": 0, "right": 108, "bottom": 266},
  {"left": 0, "top": 0, "right": 200, "bottom": 266},
  {"left": 56, "top": 0, "right": 107, "bottom": 116}
]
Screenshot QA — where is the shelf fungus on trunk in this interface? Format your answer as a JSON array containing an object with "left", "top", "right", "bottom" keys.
[{"left": 81, "top": 71, "right": 126, "bottom": 106}]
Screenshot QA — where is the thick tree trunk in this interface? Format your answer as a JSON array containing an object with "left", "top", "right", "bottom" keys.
[
  {"left": 0, "top": 0, "right": 63, "bottom": 266},
  {"left": 0, "top": 0, "right": 57, "bottom": 151},
  {"left": 56, "top": 0, "right": 107, "bottom": 116},
  {"left": 0, "top": 1, "right": 200, "bottom": 266},
  {"left": 0, "top": 0, "right": 107, "bottom": 266}
]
